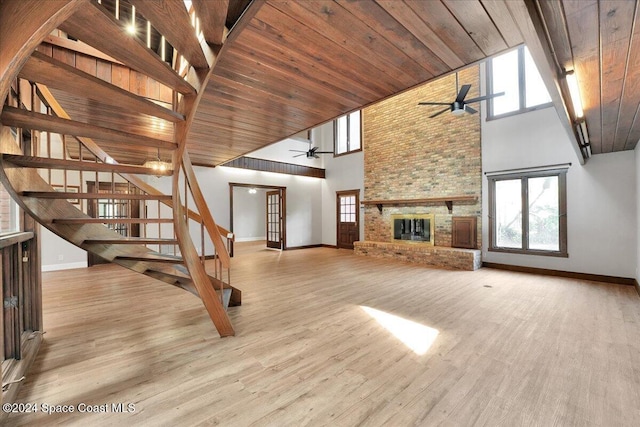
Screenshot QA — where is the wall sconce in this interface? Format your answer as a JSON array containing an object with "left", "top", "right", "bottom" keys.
[
  {"left": 565, "top": 70, "right": 583, "bottom": 119},
  {"left": 248, "top": 188, "right": 257, "bottom": 194}
]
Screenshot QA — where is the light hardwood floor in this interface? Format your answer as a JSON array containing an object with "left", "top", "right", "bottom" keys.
[{"left": 6, "top": 242, "right": 640, "bottom": 426}]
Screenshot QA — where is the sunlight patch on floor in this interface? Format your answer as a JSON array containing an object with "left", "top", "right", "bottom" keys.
[{"left": 361, "top": 306, "right": 439, "bottom": 355}]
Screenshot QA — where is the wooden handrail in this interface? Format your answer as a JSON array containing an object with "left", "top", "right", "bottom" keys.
[{"left": 181, "top": 151, "right": 231, "bottom": 267}]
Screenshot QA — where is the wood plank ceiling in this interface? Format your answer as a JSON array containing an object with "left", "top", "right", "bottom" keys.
[
  {"left": 536, "top": 0, "right": 640, "bottom": 154},
  {"left": 40, "top": 0, "right": 638, "bottom": 166},
  {"left": 187, "top": 0, "right": 524, "bottom": 166}
]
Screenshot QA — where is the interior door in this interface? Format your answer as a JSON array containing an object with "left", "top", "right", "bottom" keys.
[
  {"left": 337, "top": 190, "right": 359, "bottom": 249},
  {"left": 266, "top": 190, "right": 283, "bottom": 249}
]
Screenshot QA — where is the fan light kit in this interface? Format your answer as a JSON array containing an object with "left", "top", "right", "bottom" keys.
[
  {"left": 290, "top": 140, "right": 332, "bottom": 159},
  {"left": 418, "top": 73, "right": 504, "bottom": 118}
]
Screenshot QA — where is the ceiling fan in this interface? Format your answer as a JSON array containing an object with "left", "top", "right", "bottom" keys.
[
  {"left": 418, "top": 74, "right": 504, "bottom": 118},
  {"left": 290, "top": 141, "right": 332, "bottom": 159}
]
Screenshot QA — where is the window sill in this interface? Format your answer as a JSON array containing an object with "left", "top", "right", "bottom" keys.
[
  {"left": 486, "top": 102, "right": 553, "bottom": 122},
  {"left": 489, "top": 247, "right": 568, "bottom": 258}
]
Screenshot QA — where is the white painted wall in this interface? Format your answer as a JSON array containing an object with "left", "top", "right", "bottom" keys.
[
  {"left": 41, "top": 227, "right": 88, "bottom": 271},
  {"left": 314, "top": 122, "right": 365, "bottom": 246},
  {"left": 482, "top": 106, "right": 637, "bottom": 278},
  {"left": 193, "top": 166, "right": 323, "bottom": 248},
  {"left": 233, "top": 187, "right": 266, "bottom": 242}
]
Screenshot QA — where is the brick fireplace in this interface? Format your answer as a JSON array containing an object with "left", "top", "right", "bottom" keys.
[{"left": 354, "top": 66, "right": 482, "bottom": 271}]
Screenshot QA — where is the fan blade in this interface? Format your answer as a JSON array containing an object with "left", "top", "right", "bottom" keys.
[
  {"left": 455, "top": 84, "right": 471, "bottom": 102},
  {"left": 313, "top": 154, "right": 320, "bottom": 158},
  {"left": 314, "top": 151, "right": 333, "bottom": 154},
  {"left": 293, "top": 153, "right": 306, "bottom": 158},
  {"left": 465, "top": 91, "right": 505, "bottom": 104},
  {"left": 429, "top": 107, "right": 449, "bottom": 118},
  {"left": 418, "top": 102, "right": 452, "bottom": 105},
  {"left": 290, "top": 150, "right": 307, "bottom": 153},
  {"left": 465, "top": 105, "right": 478, "bottom": 114}
]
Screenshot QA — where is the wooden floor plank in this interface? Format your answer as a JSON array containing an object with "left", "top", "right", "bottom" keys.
[{"left": 6, "top": 242, "right": 640, "bottom": 426}]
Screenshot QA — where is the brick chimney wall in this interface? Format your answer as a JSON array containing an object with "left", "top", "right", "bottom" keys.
[{"left": 362, "top": 65, "right": 482, "bottom": 247}]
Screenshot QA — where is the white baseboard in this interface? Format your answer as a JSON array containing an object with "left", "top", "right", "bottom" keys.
[{"left": 42, "top": 261, "right": 88, "bottom": 272}]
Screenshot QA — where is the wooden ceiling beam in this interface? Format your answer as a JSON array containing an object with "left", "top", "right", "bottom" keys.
[
  {"left": 0, "top": 106, "right": 177, "bottom": 150},
  {"left": 20, "top": 52, "right": 184, "bottom": 123},
  {"left": 59, "top": 1, "right": 196, "bottom": 94},
  {"left": 506, "top": 0, "right": 584, "bottom": 163},
  {"left": 129, "top": 0, "right": 210, "bottom": 69},
  {"left": 192, "top": 0, "right": 229, "bottom": 45}
]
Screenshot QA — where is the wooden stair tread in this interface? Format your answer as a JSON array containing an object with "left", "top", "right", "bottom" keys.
[
  {"left": 1, "top": 106, "right": 177, "bottom": 150},
  {"left": 2, "top": 154, "right": 172, "bottom": 176},
  {"left": 192, "top": 0, "right": 229, "bottom": 45},
  {"left": 53, "top": 218, "right": 174, "bottom": 224},
  {"left": 84, "top": 237, "right": 178, "bottom": 245},
  {"left": 116, "top": 254, "right": 184, "bottom": 264},
  {"left": 22, "top": 191, "right": 171, "bottom": 200},
  {"left": 58, "top": 2, "right": 195, "bottom": 95},
  {"left": 21, "top": 52, "right": 184, "bottom": 123}
]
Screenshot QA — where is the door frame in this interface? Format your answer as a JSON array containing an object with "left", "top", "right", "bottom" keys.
[
  {"left": 336, "top": 189, "right": 360, "bottom": 249},
  {"left": 229, "top": 183, "right": 287, "bottom": 250}
]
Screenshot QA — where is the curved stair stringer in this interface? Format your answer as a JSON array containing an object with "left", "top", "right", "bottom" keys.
[{"left": 0, "top": 126, "right": 197, "bottom": 294}]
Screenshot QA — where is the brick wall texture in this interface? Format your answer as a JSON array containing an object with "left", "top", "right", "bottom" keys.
[{"left": 362, "top": 66, "right": 482, "bottom": 248}]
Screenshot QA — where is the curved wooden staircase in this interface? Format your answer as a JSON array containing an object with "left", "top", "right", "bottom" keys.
[{"left": 0, "top": 0, "right": 243, "bottom": 337}]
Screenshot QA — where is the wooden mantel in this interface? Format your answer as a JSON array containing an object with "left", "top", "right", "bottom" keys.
[{"left": 361, "top": 196, "right": 478, "bottom": 214}]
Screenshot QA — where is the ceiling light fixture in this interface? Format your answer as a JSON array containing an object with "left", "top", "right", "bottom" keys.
[
  {"left": 565, "top": 70, "right": 583, "bottom": 119},
  {"left": 144, "top": 148, "right": 172, "bottom": 176}
]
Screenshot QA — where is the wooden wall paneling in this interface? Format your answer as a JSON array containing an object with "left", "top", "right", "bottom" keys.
[
  {"left": 111, "top": 63, "right": 131, "bottom": 91},
  {"left": 130, "top": 70, "right": 148, "bottom": 98},
  {"left": 0, "top": 0, "right": 84, "bottom": 112},
  {"left": 59, "top": 2, "right": 196, "bottom": 94},
  {"left": 19, "top": 59, "right": 184, "bottom": 124},
  {"left": 96, "top": 59, "right": 111, "bottom": 82},
  {"left": 619, "top": 7, "right": 640, "bottom": 151},
  {"left": 52, "top": 45, "right": 76, "bottom": 67},
  {"left": 599, "top": 0, "right": 635, "bottom": 152},
  {"left": 146, "top": 77, "right": 160, "bottom": 102},
  {"left": 35, "top": 43, "right": 53, "bottom": 56},
  {"left": 74, "top": 52, "right": 97, "bottom": 76}
]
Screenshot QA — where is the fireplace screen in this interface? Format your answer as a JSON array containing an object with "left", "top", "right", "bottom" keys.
[{"left": 391, "top": 214, "right": 434, "bottom": 244}]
